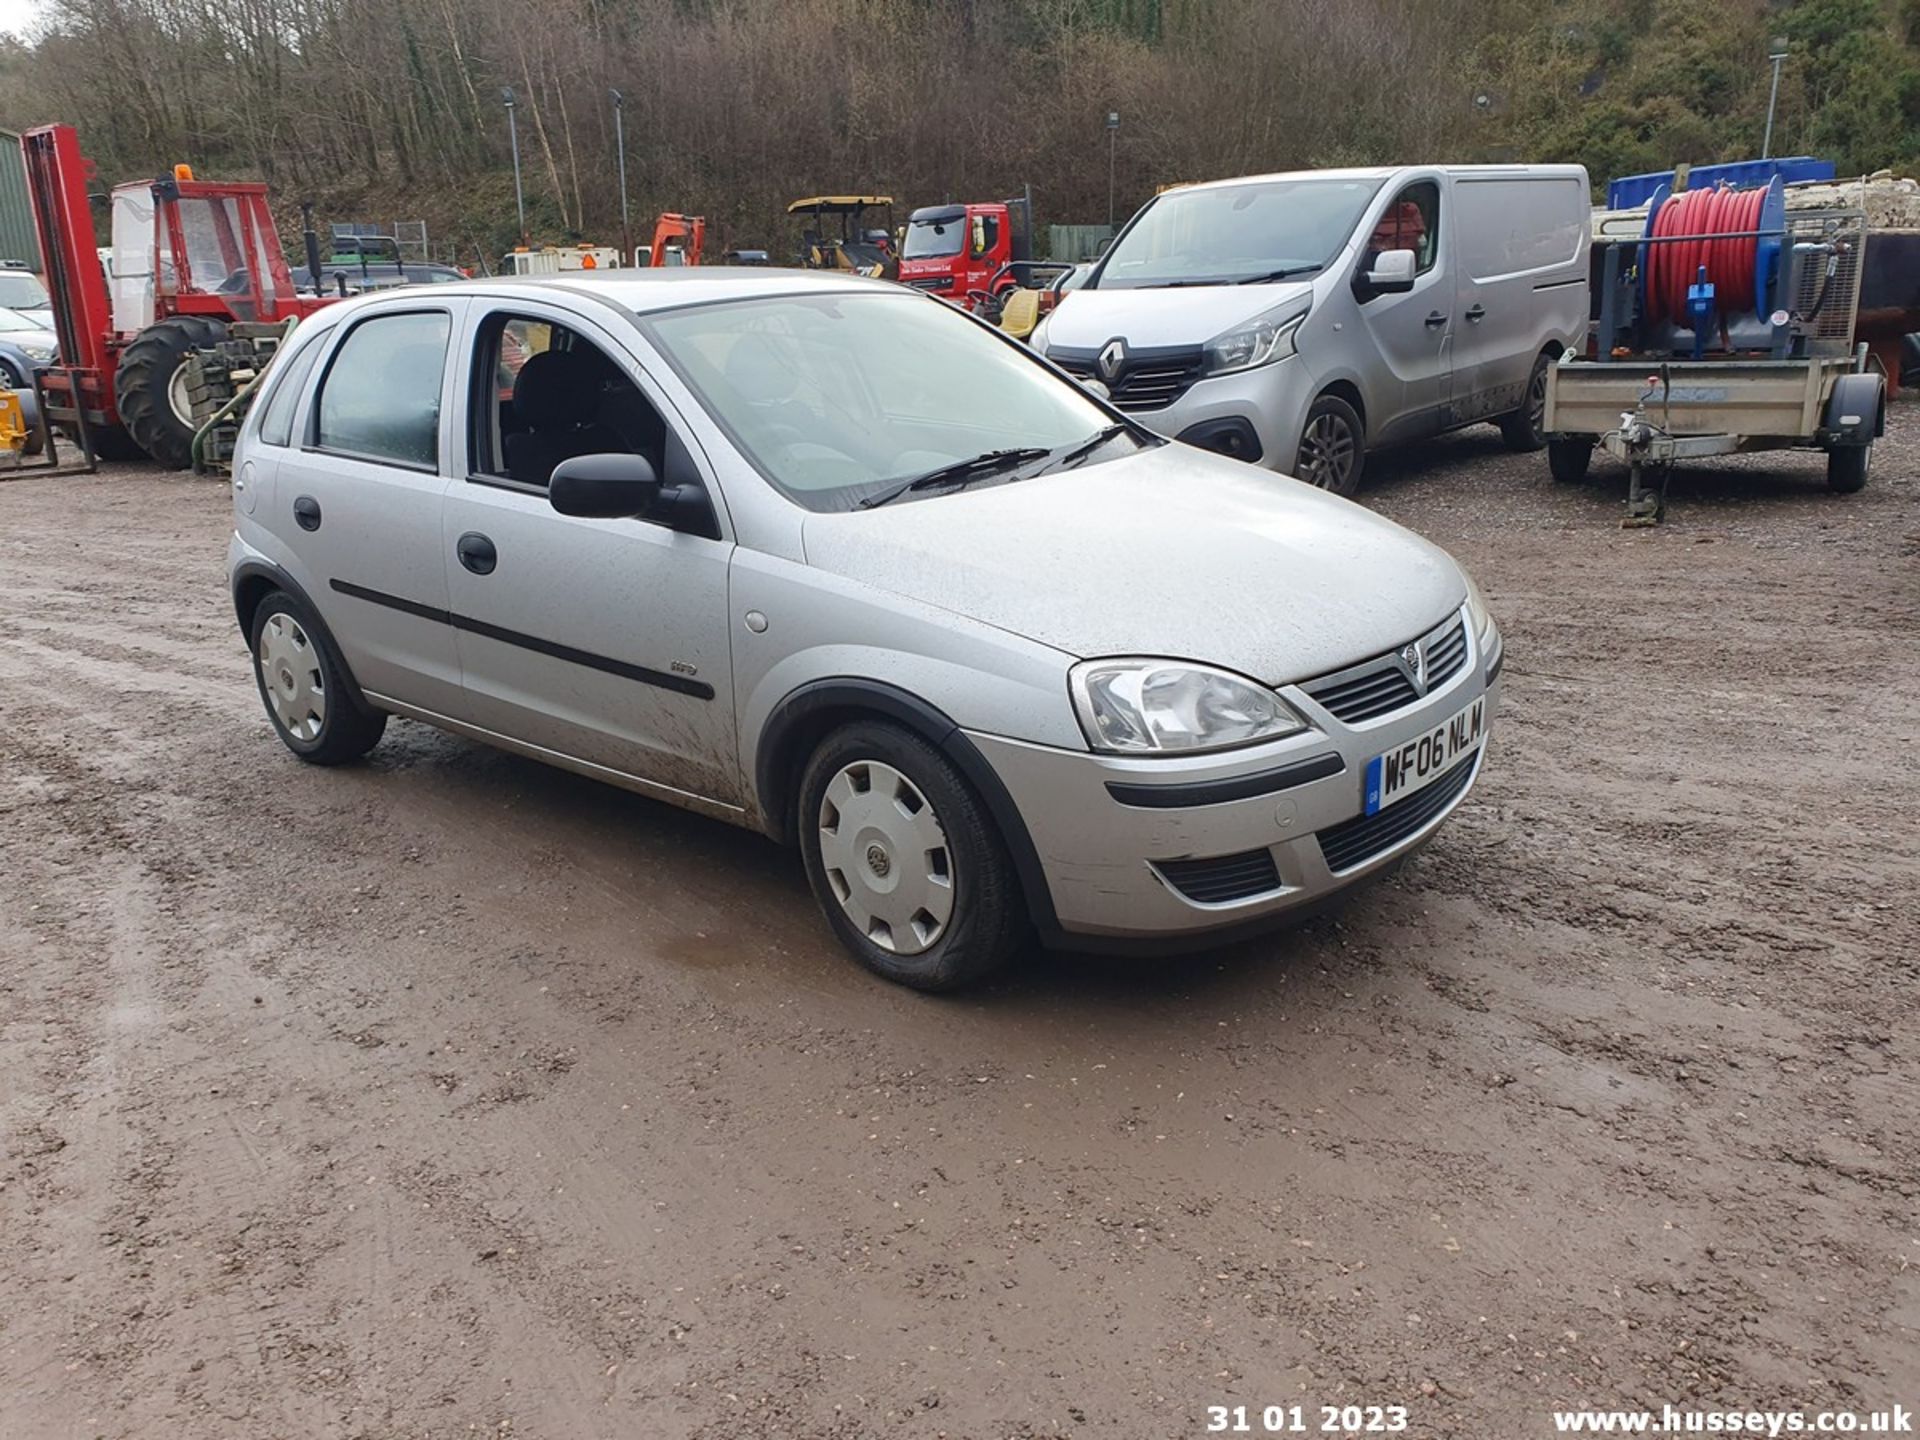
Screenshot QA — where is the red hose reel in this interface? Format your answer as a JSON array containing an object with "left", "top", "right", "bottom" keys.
[{"left": 1638, "top": 178, "right": 1786, "bottom": 327}]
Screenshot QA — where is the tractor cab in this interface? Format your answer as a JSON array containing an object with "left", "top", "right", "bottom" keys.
[
  {"left": 788, "top": 196, "right": 897, "bottom": 280},
  {"left": 107, "top": 170, "right": 311, "bottom": 335}
]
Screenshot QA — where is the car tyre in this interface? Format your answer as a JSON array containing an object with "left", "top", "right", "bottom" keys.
[
  {"left": 1499, "top": 352, "right": 1552, "bottom": 451},
  {"left": 248, "top": 589, "right": 386, "bottom": 764},
  {"left": 1547, "top": 436, "right": 1594, "bottom": 484},
  {"left": 1294, "top": 394, "right": 1365, "bottom": 497},
  {"left": 1825, "top": 442, "right": 1870, "bottom": 494},
  {"left": 797, "top": 720, "right": 1025, "bottom": 991}
]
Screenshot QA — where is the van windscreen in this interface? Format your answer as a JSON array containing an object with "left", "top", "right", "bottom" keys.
[{"left": 1093, "top": 177, "right": 1384, "bottom": 290}]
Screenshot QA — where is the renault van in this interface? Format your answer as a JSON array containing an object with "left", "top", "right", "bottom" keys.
[{"left": 1028, "top": 165, "right": 1591, "bottom": 494}]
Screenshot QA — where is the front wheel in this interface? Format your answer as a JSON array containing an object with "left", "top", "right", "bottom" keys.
[
  {"left": 115, "top": 315, "right": 230, "bottom": 469},
  {"left": 1293, "top": 394, "right": 1365, "bottom": 497},
  {"left": 249, "top": 591, "right": 386, "bottom": 764},
  {"left": 1825, "top": 443, "right": 1870, "bottom": 494},
  {"left": 1499, "top": 353, "right": 1553, "bottom": 451},
  {"left": 797, "top": 721, "right": 1025, "bottom": 991}
]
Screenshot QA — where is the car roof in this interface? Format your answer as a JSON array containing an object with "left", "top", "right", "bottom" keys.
[
  {"left": 1166, "top": 164, "right": 1587, "bottom": 194},
  {"left": 340, "top": 267, "right": 893, "bottom": 316}
]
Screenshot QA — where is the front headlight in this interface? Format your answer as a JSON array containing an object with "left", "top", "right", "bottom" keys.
[
  {"left": 1204, "top": 303, "right": 1307, "bottom": 376},
  {"left": 1027, "top": 315, "right": 1052, "bottom": 354},
  {"left": 1070, "top": 658, "right": 1308, "bottom": 755},
  {"left": 1463, "top": 573, "right": 1501, "bottom": 668},
  {"left": 18, "top": 342, "right": 54, "bottom": 362}
]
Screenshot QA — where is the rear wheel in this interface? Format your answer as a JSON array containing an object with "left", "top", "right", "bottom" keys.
[
  {"left": 1293, "top": 394, "right": 1365, "bottom": 497},
  {"left": 1547, "top": 436, "right": 1594, "bottom": 484},
  {"left": 1499, "top": 352, "right": 1553, "bottom": 451},
  {"left": 1825, "top": 442, "right": 1871, "bottom": 494},
  {"left": 797, "top": 721, "right": 1025, "bottom": 991},
  {"left": 248, "top": 590, "right": 386, "bottom": 764},
  {"left": 60, "top": 422, "right": 148, "bottom": 462},
  {"left": 116, "top": 315, "right": 230, "bottom": 469}
]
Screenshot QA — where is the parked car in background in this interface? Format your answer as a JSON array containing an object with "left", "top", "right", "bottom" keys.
[
  {"left": 0, "top": 304, "right": 57, "bottom": 387},
  {"left": 227, "top": 271, "right": 1501, "bottom": 990},
  {"left": 1029, "top": 165, "right": 1591, "bottom": 495},
  {"left": 0, "top": 262, "right": 54, "bottom": 327}
]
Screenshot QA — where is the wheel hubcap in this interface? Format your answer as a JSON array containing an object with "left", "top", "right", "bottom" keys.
[
  {"left": 817, "top": 760, "right": 955, "bottom": 956},
  {"left": 258, "top": 612, "right": 326, "bottom": 741},
  {"left": 168, "top": 362, "right": 195, "bottom": 428},
  {"left": 1298, "top": 413, "right": 1356, "bottom": 489}
]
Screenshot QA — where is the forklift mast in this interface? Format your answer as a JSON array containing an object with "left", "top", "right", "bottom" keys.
[{"left": 21, "top": 124, "right": 116, "bottom": 426}]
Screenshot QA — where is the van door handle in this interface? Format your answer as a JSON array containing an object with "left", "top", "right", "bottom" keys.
[
  {"left": 1464, "top": 304, "right": 1486, "bottom": 322},
  {"left": 456, "top": 532, "right": 497, "bottom": 575},
  {"left": 1424, "top": 311, "right": 1447, "bottom": 329}
]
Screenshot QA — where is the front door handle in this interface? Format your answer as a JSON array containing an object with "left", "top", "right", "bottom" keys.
[
  {"left": 456, "top": 531, "right": 497, "bottom": 575},
  {"left": 1464, "top": 304, "right": 1486, "bottom": 322},
  {"left": 1424, "top": 311, "right": 1447, "bottom": 329}
]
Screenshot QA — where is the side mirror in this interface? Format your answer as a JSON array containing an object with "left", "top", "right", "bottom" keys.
[
  {"left": 1363, "top": 247, "right": 1417, "bottom": 295},
  {"left": 1078, "top": 377, "right": 1111, "bottom": 401},
  {"left": 549, "top": 452, "right": 661, "bottom": 519}
]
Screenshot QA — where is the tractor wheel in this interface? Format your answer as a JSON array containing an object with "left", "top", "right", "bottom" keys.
[
  {"left": 116, "top": 315, "right": 230, "bottom": 469},
  {"left": 60, "top": 422, "right": 148, "bottom": 463}
]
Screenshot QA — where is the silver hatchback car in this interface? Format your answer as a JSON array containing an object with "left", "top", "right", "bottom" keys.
[{"left": 228, "top": 270, "right": 1502, "bottom": 989}]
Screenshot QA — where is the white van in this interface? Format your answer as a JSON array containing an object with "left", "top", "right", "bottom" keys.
[{"left": 1028, "top": 165, "right": 1591, "bottom": 494}]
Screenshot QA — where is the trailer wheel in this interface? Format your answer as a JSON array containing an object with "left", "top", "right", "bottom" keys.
[
  {"left": 116, "top": 315, "right": 231, "bottom": 469},
  {"left": 1825, "top": 443, "right": 1870, "bottom": 494},
  {"left": 1547, "top": 436, "right": 1593, "bottom": 484}
]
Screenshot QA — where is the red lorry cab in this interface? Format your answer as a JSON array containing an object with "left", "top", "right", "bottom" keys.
[{"left": 897, "top": 201, "right": 1030, "bottom": 310}]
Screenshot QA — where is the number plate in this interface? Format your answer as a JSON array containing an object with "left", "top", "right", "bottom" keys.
[{"left": 1362, "top": 696, "right": 1485, "bottom": 816}]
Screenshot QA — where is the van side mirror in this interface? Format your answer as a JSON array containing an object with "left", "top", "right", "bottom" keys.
[
  {"left": 549, "top": 452, "right": 661, "bottom": 518},
  {"left": 1363, "top": 248, "right": 1417, "bottom": 295}
]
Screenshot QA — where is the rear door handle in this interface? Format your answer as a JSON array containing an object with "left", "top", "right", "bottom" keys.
[
  {"left": 456, "top": 531, "right": 497, "bottom": 575},
  {"left": 1464, "top": 304, "right": 1486, "bottom": 322},
  {"left": 1424, "top": 311, "right": 1447, "bottom": 329},
  {"left": 292, "top": 495, "right": 322, "bottom": 531}
]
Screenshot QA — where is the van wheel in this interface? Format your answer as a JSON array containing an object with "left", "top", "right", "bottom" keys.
[
  {"left": 798, "top": 721, "right": 1024, "bottom": 991},
  {"left": 1294, "top": 395, "right": 1364, "bottom": 497},
  {"left": 1825, "top": 443, "right": 1870, "bottom": 494},
  {"left": 249, "top": 590, "right": 386, "bottom": 764},
  {"left": 1500, "top": 353, "right": 1552, "bottom": 451},
  {"left": 1547, "top": 436, "right": 1594, "bottom": 484}
]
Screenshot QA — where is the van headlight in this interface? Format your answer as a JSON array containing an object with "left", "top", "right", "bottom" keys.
[
  {"left": 1204, "top": 304, "right": 1307, "bottom": 376},
  {"left": 1028, "top": 315, "right": 1052, "bottom": 354},
  {"left": 1070, "top": 659, "right": 1308, "bottom": 754}
]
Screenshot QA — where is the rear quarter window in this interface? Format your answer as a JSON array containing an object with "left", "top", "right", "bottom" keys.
[
  {"left": 253, "top": 336, "right": 325, "bottom": 448},
  {"left": 1453, "top": 177, "right": 1588, "bottom": 281}
]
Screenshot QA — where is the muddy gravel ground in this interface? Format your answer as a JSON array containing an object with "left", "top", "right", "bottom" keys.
[{"left": 2, "top": 415, "right": 1917, "bottom": 1440}]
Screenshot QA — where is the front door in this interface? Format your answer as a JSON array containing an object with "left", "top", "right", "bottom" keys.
[
  {"left": 1353, "top": 178, "right": 1453, "bottom": 446},
  {"left": 272, "top": 301, "right": 465, "bottom": 715},
  {"left": 442, "top": 301, "right": 742, "bottom": 807}
]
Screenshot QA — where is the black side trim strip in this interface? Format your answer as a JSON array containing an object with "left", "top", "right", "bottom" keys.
[
  {"left": 1104, "top": 752, "right": 1346, "bottom": 809},
  {"left": 328, "top": 578, "right": 716, "bottom": 701}
]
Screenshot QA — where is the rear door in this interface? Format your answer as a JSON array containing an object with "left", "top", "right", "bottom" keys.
[
  {"left": 272, "top": 300, "right": 465, "bottom": 715},
  {"left": 1352, "top": 176, "right": 1453, "bottom": 446},
  {"left": 441, "top": 297, "right": 743, "bottom": 808},
  {"left": 1449, "top": 172, "right": 1590, "bottom": 423}
]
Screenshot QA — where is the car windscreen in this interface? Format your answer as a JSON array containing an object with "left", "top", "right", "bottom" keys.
[
  {"left": 1093, "top": 177, "right": 1386, "bottom": 289},
  {"left": 902, "top": 218, "right": 965, "bottom": 260},
  {"left": 643, "top": 291, "right": 1117, "bottom": 511},
  {"left": 0, "top": 273, "right": 50, "bottom": 310}
]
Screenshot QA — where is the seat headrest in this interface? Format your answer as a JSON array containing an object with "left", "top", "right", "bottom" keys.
[{"left": 513, "top": 348, "right": 600, "bottom": 428}]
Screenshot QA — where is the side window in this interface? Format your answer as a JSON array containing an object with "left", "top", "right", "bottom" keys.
[
  {"left": 313, "top": 310, "right": 450, "bottom": 467},
  {"left": 254, "top": 336, "right": 323, "bottom": 448},
  {"left": 471, "top": 312, "right": 666, "bottom": 489},
  {"left": 1369, "top": 182, "right": 1440, "bottom": 276},
  {"left": 974, "top": 214, "right": 1000, "bottom": 258}
]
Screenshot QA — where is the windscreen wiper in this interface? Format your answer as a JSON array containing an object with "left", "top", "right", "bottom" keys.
[
  {"left": 1238, "top": 265, "right": 1321, "bottom": 284},
  {"left": 1042, "top": 423, "right": 1136, "bottom": 473},
  {"left": 857, "top": 447, "right": 1052, "bottom": 510}
]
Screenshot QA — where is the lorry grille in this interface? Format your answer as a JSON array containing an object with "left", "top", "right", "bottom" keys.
[
  {"left": 1315, "top": 752, "right": 1479, "bottom": 874},
  {"left": 1153, "top": 847, "right": 1282, "bottom": 904},
  {"left": 1300, "top": 614, "right": 1469, "bottom": 724},
  {"left": 1052, "top": 352, "right": 1204, "bottom": 412}
]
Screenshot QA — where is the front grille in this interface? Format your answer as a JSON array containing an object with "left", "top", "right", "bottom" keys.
[
  {"left": 1301, "top": 614, "right": 1469, "bottom": 724},
  {"left": 1054, "top": 354, "right": 1203, "bottom": 412},
  {"left": 1315, "top": 752, "right": 1478, "bottom": 874},
  {"left": 907, "top": 275, "right": 955, "bottom": 292},
  {"left": 1154, "top": 847, "right": 1282, "bottom": 904}
]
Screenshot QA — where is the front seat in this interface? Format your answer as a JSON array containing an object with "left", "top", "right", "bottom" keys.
[{"left": 503, "top": 348, "right": 625, "bottom": 486}]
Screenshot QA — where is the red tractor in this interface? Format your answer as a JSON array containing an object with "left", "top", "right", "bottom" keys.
[{"left": 21, "top": 123, "right": 333, "bottom": 467}]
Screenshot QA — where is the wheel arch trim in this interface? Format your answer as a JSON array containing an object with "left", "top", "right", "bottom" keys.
[
  {"left": 230, "top": 557, "right": 382, "bottom": 719},
  {"left": 755, "top": 678, "right": 1061, "bottom": 935}
]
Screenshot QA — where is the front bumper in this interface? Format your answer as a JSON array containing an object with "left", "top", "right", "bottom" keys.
[
  {"left": 1139, "top": 359, "right": 1314, "bottom": 473},
  {"left": 972, "top": 615, "right": 1501, "bottom": 945}
]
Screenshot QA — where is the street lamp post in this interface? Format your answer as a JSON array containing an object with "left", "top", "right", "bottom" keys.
[
  {"left": 1762, "top": 38, "right": 1789, "bottom": 160},
  {"left": 1106, "top": 110, "right": 1121, "bottom": 230},
  {"left": 611, "top": 89, "right": 631, "bottom": 264},
  {"left": 502, "top": 86, "right": 526, "bottom": 245}
]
